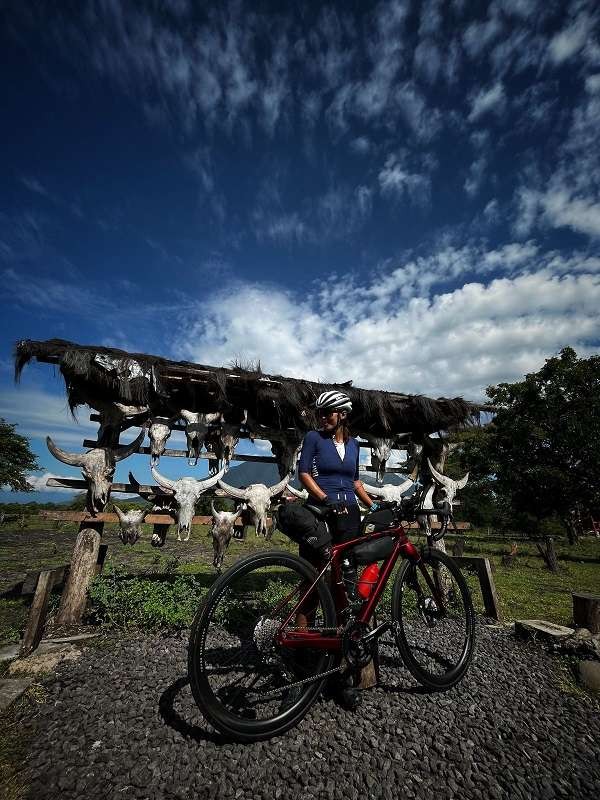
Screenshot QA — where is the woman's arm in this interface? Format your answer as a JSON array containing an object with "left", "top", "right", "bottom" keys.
[
  {"left": 354, "top": 479, "right": 374, "bottom": 508},
  {"left": 299, "top": 472, "right": 327, "bottom": 502}
]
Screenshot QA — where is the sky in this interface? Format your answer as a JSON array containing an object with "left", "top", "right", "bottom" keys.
[{"left": 1, "top": 0, "right": 600, "bottom": 499}]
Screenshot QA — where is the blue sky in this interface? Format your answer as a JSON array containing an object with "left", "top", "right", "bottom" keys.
[{"left": 1, "top": 0, "right": 600, "bottom": 499}]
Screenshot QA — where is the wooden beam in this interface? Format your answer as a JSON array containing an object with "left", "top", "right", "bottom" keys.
[
  {"left": 81, "top": 440, "right": 279, "bottom": 464},
  {"left": 39, "top": 510, "right": 255, "bottom": 526}
]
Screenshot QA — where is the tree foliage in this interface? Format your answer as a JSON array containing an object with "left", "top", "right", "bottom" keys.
[
  {"left": 453, "top": 348, "right": 600, "bottom": 536},
  {"left": 0, "top": 418, "right": 39, "bottom": 492}
]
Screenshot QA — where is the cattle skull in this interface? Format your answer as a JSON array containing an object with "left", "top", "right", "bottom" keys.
[
  {"left": 149, "top": 464, "right": 226, "bottom": 541},
  {"left": 270, "top": 432, "right": 303, "bottom": 479},
  {"left": 217, "top": 475, "right": 290, "bottom": 537},
  {"left": 113, "top": 505, "right": 147, "bottom": 545},
  {"left": 210, "top": 502, "right": 239, "bottom": 570},
  {"left": 427, "top": 459, "right": 469, "bottom": 509},
  {"left": 204, "top": 415, "right": 241, "bottom": 470},
  {"left": 148, "top": 417, "right": 174, "bottom": 464},
  {"left": 47, "top": 430, "right": 144, "bottom": 514},
  {"left": 362, "top": 436, "right": 396, "bottom": 485},
  {"left": 180, "top": 410, "right": 222, "bottom": 466},
  {"left": 365, "top": 478, "right": 414, "bottom": 503},
  {"left": 97, "top": 402, "right": 148, "bottom": 445}
]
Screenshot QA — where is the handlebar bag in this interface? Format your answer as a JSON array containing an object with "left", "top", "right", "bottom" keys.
[
  {"left": 360, "top": 507, "right": 395, "bottom": 535},
  {"left": 278, "top": 502, "right": 332, "bottom": 550}
]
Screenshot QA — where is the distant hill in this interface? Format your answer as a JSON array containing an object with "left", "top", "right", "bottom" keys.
[{"left": 222, "top": 460, "right": 413, "bottom": 489}]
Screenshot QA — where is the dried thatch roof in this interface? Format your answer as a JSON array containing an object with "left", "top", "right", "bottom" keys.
[{"left": 14, "top": 338, "right": 484, "bottom": 437}]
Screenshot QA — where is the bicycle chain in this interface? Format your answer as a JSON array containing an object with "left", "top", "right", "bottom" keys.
[
  {"left": 253, "top": 663, "right": 345, "bottom": 700},
  {"left": 249, "top": 624, "right": 344, "bottom": 700}
]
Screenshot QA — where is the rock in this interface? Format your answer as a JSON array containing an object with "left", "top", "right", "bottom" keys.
[
  {"left": 0, "top": 677, "right": 35, "bottom": 711},
  {"left": 573, "top": 628, "right": 592, "bottom": 640},
  {"left": 578, "top": 660, "right": 600, "bottom": 694}
]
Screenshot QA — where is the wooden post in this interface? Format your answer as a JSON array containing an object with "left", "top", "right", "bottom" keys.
[
  {"left": 55, "top": 525, "right": 102, "bottom": 626},
  {"left": 20, "top": 569, "right": 57, "bottom": 657},
  {"left": 572, "top": 592, "right": 600, "bottom": 633},
  {"left": 454, "top": 556, "right": 501, "bottom": 621}
]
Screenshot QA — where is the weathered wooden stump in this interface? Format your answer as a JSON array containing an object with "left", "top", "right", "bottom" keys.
[
  {"left": 55, "top": 526, "right": 102, "bottom": 626},
  {"left": 572, "top": 592, "right": 600, "bottom": 634},
  {"left": 20, "top": 568, "right": 59, "bottom": 657}
]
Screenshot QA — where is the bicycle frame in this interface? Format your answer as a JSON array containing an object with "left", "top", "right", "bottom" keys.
[{"left": 275, "top": 522, "right": 444, "bottom": 652}]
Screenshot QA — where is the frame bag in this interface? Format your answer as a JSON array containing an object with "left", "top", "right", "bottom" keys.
[{"left": 278, "top": 503, "right": 332, "bottom": 551}]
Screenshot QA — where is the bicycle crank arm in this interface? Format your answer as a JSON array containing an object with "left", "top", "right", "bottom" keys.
[{"left": 361, "top": 620, "right": 394, "bottom": 645}]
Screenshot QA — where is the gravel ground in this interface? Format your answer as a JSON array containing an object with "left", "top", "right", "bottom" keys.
[{"left": 14, "top": 622, "right": 600, "bottom": 800}]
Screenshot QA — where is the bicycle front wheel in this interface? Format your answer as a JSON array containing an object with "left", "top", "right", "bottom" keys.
[
  {"left": 392, "top": 547, "right": 475, "bottom": 691},
  {"left": 188, "top": 550, "right": 336, "bottom": 742}
]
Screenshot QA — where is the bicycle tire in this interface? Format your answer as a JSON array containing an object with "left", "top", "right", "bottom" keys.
[
  {"left": 188, "top": 550, "right": 336, "bottom": 742},
  {"left": 392, "top": 547, "right": 475, "bottom": 691}
]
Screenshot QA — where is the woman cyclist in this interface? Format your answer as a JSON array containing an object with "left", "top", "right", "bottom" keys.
[
  {"left": 296, "top": 390, "right": 378, "bottom": 707},
  {"left": 298, "top": 390, "right": 377, "bottom": 553}
]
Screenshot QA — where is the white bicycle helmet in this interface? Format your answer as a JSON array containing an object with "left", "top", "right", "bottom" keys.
[{"left": 314, "top": 390, "right": 353, "bottom": 413}]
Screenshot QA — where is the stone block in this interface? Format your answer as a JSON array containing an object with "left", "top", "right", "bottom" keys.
[
  {"left": 514, "top": 619, "right": 574, "bottom": 642},
  {"left": 0, "top": 677, "right": 34, "bottom": 711}
]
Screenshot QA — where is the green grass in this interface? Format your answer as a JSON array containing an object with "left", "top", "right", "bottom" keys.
[{"left": 0, "top": 522, "right": 599, "bottom": 641}]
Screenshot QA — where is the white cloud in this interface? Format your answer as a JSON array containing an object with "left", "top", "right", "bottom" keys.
[
  {"left": 464, "top": 156, "right": 487, "bottom": 197},
  {"left": 378, "top": 154, "right": 432, "bottom": 205},
  {"left": 549, "top": 14, "right": 592, "bottom": 65},
  {"left": 468, "top": 82, "right": 506, "bottom": 122},
  {"left": 540, "top": 187, "right": 600, "bottom": 238},
  {"left": 173, "top": 244, "right": 600, "bottom": 401},
  {"left": 586, "top": 74, "right": 600, "bottom": 93},
  {"left": 0, "top": 386, "right": 97, "bottom": 446},
  {"left": 25, "top": 472, "right": 79, "bottom": 493}
]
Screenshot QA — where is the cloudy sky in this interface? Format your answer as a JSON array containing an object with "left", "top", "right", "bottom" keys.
[{"left": 1, "top": 0, "right": 600, "bottom": 496}]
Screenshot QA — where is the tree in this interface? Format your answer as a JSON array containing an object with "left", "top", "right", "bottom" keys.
[
  {"left": 0, "top": 418, "right": 39, "bottom": 492},
  {"left": 457, "top": 348, "right": 600, "bottom": 543}
]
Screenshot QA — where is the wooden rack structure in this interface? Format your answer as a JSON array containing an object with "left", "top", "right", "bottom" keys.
[{"left": 13, "top": 338, "right": 483, "bottom": 636}]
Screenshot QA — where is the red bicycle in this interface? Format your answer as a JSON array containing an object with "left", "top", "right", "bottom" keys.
[{"left": 188, "top": 500, "right": 475, "bottom": 742}]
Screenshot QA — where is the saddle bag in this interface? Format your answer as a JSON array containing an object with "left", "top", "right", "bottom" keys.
[{"left": 277, "top": 502, "right": 332, "bottom": 551}]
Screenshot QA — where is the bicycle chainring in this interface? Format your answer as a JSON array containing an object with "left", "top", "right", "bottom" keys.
[{"left": 342, "top": 620, "right": 374, "bottom": 669}]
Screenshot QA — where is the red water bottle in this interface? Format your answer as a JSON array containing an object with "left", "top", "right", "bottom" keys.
[{"left": 357, "top": 563, "right": 379, "bottom": 599}]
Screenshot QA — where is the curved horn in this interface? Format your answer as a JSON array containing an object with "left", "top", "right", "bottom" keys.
[
  {"left": 193, "top": 466, "right": 226, "bottom": 494},
  {"left": 365, "top": 484, "right": 386, "bottom": 498},
  {"left": 211, "top": 501, "right": 217, "bottom": 517},
  {"left": 46, "top": 436, "right": 85, "bottom": 467},
  {"left": 268, "top": 475, "right": 290, "bottom": 497},
  {"left": 151, "top": 465, "right": 176, "bottom": 491},
  {"left": 397, "top": 478, "right": 415, "bottom": 494},
  {"left": 456, "top": 472, "right": 469, "bottom": 490},
  {"left": 217, "top": 478, "right": 248, "bottom": 501},
  {"left": 114, "top": 429, "right": 145, "bottom": 461},
  {"left": 286, "top": 484, "right": 308, "bottom": 500},
  {"left": 427, "top": 458, "right": 454, "bottom": 490},
  {"left": 113, "top": 504, "right": 126, "bottom": 523}
]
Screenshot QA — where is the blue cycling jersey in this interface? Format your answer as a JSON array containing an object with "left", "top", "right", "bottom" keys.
[{"left": 297, "top": 430, "right": 360, "bottom": 504}]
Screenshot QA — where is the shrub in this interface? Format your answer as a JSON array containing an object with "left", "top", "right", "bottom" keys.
[{"left": 87, "top": 565, "right": 207, "bottom": 629}]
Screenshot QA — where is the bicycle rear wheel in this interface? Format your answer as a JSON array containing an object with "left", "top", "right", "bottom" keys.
[
  {"left": 392, "top": 547, "right": 475, "bottom": 690},
  {"left": 188, "top": 550, "right": 336, "bottom": 742}
]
